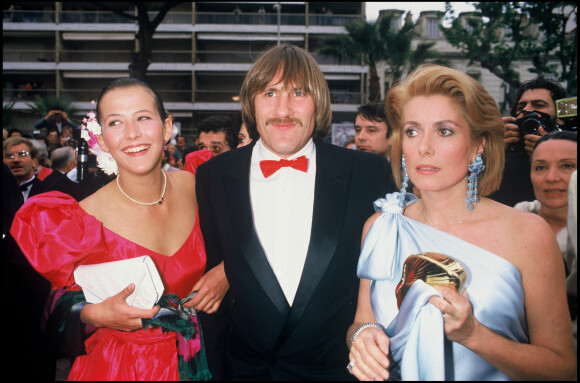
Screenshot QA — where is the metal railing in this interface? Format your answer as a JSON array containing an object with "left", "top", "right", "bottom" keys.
[
  {"left": 4, "top": 48, "right": 360, "bottom": 66},
  {"left": 3, "top": 9, "right": 55, "bottom": 23},
  {"left": 196, "top": 12, "right": 304, "bottom": 25},
  {"left": 195, "top": 50, "right": 262, "bottom": 63},
  {"left": 59, "top": 50, "right": 132, "bottom": 63},
  {"left": 2, "top": 50, "right": 56, "bottom": 62},
  {"left": 308, "top": 15, "right": 359, "bottom": 26},
  {"left": 4, "top": 10, "right": 359, "bottom": 27},
  {"left": 60, "top": 11, "right": 134, "bottom": 24},
  {"left": 195, "top": 89, "right": 241, "bottom": 103},
  {"left": 4, "top": 87, "right": 57, "bottom": 102},
  {"left": 4, "top": 88, "right": 361, "bottom": 106}
]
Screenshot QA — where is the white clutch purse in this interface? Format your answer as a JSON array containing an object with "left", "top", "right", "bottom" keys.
[{"left": 73, "top": 255, "right": 165, "bottom": 309}]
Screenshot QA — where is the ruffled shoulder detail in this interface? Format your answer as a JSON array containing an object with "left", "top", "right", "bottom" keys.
[
  {"left": 357, "top": 192, "right": 418, "bottom": 281},
  {"left": 184, "top": 149, "right": 214, "bottom": 175},
  {"left": 373, "top": 192, "right": 418, "bottom": 214},
  {"left": 10, "top": 191, "right": 109, "bottom": 288}
]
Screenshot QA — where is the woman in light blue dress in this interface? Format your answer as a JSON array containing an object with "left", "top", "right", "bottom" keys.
[{"left": 346, "top": 65, "right": 576, "bottom": 381}]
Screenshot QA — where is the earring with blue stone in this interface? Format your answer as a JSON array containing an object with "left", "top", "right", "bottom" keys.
[
  {"left": 466, "top": 153, "right": 485, "bottom": 210},
  {"left": 398, "top": 155, "right": 410, "bottom": 208}
]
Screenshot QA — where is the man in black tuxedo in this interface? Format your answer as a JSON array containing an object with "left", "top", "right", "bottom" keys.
[
  {"left": 3, "top": 136, "right": 48, "bottom": 201},
  {"left": 195, "top": 43, "right": 396, "bottom": 380},
  {"left": 3, "top": 140, "right": 52, "bottom": 379},
  {"left": 42, "top": 146, "right": 83, "bottom": 200}
]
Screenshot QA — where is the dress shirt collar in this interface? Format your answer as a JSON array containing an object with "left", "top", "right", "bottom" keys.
[
  {"left": 19, "top": 175, "right": 36, "bottom": 188},
  {"left": 255, "top": 138, "right": 315, "bottom": 163}
]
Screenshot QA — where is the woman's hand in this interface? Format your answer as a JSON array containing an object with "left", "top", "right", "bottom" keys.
[
  {"left": 348, "top": 326, "right": 390, "bottom": 381},
  {"left": 428, "top": 287, "right": 479, "bottom": 346},
  {"left": 183, "top": 262, "right": 229, "bottom": 314},
  {"left": 80, "top": 283, "right": 160, "bottom": 332}
]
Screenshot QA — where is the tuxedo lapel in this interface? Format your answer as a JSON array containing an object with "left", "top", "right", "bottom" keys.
[
  {"left": 28, "top": 177, "right": 46, "bottom": 198},
  {"left": 222, "top": 146, "right": 290, "bottom": 315}
]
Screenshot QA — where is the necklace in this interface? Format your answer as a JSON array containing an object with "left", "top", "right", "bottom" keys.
[
  {"left": 116, "top": 169, "right": 167, "bottom": 206},
  {"left": 421, "top": 203, "right": 473, "bottom": 228}
]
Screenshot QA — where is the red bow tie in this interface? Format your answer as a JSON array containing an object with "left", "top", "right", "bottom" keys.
[{"left": 259, "top": 155, "right": 309, "bottom": 178}]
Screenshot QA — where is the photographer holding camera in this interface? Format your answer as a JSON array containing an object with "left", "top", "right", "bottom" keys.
[
  {"left": 34, "top": 106, "right": 79, "bottom": 135},
  {"left": 489, "top": 75, "right": 568, "bottom": 206}
]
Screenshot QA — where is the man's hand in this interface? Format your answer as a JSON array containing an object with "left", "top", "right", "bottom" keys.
[
  {"left": 46, "top": 110, "right": 59, "bottom": 119},
  {"left": 183, "top": 262, "right": 229, "bottom": 314},
  {"left": 502, "top": 116, "right": 520, "bottom": 150},
  {"left": 522, "top": 126, "right": 549, "bottom": 155}
]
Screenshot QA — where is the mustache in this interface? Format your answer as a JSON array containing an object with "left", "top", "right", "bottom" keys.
[{"left": 266, "top": 118, "right": 303, "bottom": 127}]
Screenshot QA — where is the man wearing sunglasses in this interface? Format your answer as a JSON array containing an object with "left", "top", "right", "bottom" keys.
[{"left": 3, "top": 136, "right": 46, "bottom": 201}]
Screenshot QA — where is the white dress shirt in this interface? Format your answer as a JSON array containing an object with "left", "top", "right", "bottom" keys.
[
  {"left": 19, "top": 175, "right": 36, "bottom": 201},
  {"left": 250, "top": 138, "right": 316, "bottom": 305},
  {"left": 67, "top": 167, "right": 79, "bottom": 183}
]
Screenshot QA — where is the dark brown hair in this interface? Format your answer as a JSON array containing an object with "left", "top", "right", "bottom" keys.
[{"left": 96, "top": 77, "right": 168, "bottom": 124}]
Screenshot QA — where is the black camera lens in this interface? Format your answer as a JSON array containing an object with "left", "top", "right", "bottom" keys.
[
  {"left": 509, "top": 110, "right": 557, "bottom": 153},
  {"left": 515, "top": 110, "right": 555, "bottom": 137},
  {"left": 521, "top": 118, "right": 542, "bottom": 135}
]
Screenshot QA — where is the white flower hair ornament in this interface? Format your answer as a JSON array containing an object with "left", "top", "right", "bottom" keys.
[{"left": 80, "top": 101, "right": 118, "bottom": 175}]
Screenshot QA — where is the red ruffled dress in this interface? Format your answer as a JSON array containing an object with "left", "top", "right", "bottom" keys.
[{"left": 10, "top": 192, "right": 207, "bottom": 381}]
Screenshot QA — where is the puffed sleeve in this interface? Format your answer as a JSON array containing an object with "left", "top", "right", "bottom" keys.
[{"left": 10, "top": 191, "right": 109, "bottom": 289}]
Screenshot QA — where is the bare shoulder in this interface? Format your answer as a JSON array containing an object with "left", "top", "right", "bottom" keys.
[
  {"left": 78, "top": 182, "right": 116, "bottom": 220},
  {"left": 481, "top": 199, "right": 560, "bottom": 271},
  {"left": 362, "top": 210, "right": 382, "bottom": 240},
  {"left": 492, "top": 200, "right": 553, "bottom": 243},
  {"left": 168, "top": 169, "right": 195, "bottom": 189},
  {"left": 166, "top": 170, "right": 197, "bottom": 208},
  {"left": 364, "top": 210, "right": 382, "bottom": 229}
]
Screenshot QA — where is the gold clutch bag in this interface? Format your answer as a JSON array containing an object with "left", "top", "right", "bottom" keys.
[{"left": 395, "top": 252, "right": 467, "bottom": 309}]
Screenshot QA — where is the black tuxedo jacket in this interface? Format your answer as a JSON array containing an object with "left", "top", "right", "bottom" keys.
[
  {"left": 41, "top": 170, "right": 83, "bottom": 201},
  {"left": 27, "top": 176, "right": 48, "bottom": 200},
  {"left": 195, "top": 138, "right": 396, "bottom": 380},
  {"left": 3, "top": 167, "right": 53, "bottom": 379}
]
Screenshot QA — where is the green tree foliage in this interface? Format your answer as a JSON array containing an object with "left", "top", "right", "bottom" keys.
[
  {"left": 317, "top": 19, "right": 386, "bottom": 103},
  {"left": 378, "top": 13, "right": 449, "bottom": 88},
  {"left": 318, "top": 13, "right": 446, "bottom": 103},
  {"left": 526, "top": 2, "right": 577, "bottom": 93},
  {"left": 26, "top": 94, "right": 78, "bottom": 120},
  {"left": 441, "top": 2, "right": 577, "bottom": 103},
  {"left": 3, "top": 102, "right": 16, "bottom": 130}
]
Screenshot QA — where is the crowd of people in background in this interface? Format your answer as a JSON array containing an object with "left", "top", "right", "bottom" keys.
[{"left": 2, "top": 42, "right": 577, "bottom": 381}]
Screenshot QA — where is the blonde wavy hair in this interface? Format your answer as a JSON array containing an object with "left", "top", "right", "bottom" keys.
[{"left": 386, "top": 64, "right": 505, "bottom": 196}]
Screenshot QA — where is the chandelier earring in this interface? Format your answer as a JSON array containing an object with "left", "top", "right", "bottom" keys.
[
  {"left": 466, "top": 153, "right": 485, "bottom": 210},
  {"left": 398, "top": 154, "right": 410, "bottom": 208}
]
